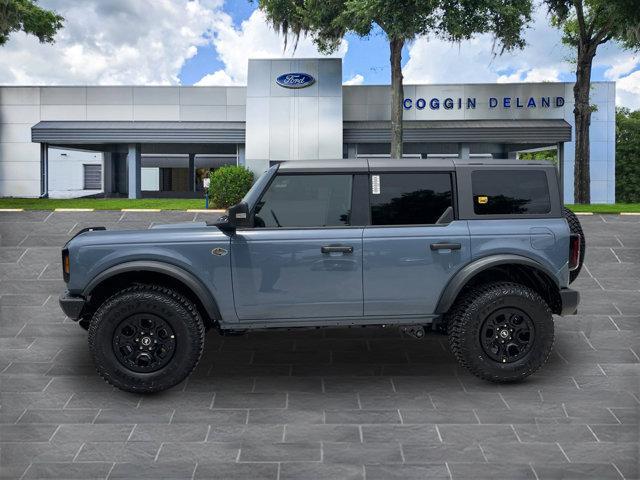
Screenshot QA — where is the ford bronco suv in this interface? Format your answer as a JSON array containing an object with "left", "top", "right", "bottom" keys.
[{"left": 60, "top": 158, "right": 583, "bottom": 393}]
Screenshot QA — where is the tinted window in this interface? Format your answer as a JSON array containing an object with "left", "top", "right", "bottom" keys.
[
  {"left": 370, "top": 173, "right": 453, "bottom": 225},
  {"left": 254, "top": 174, "right": 352, "bottom": 228},
  {"left": 472, "top": 170, "right": 550, "bottom": 215}
]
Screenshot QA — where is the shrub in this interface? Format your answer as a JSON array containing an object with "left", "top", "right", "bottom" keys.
[{"left": 208, "top": 165, "right": 254, "bottom": 209}]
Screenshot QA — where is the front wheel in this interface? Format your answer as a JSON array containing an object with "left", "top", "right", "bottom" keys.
[
  {"left": 448, "top": 282, "right": 554, "bottom": 383},
  {"left": 88, "top": 285, "right": 205, "bottom": 393}
]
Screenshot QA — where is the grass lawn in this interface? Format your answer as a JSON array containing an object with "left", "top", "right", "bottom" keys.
[
  {"left": 566, "top": 203, "right": 640, "bottom": 214},
  {"left": 1, "top": 197, "right": 638, "bottom": 213},
  {"left": 0, "top": 198, "right": 213, "bottom": 210}
]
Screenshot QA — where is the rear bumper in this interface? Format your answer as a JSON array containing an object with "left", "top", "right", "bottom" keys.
[
  {"left": 59, "top": 292, "right": 86, "bottom": 320},
  {"left": 559, "top": 288, "right": 580, "bottom": 315}
]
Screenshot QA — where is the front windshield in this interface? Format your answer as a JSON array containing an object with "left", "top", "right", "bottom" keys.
[{"left": 242, "top": 164, "right": 278, "bottom": 209}]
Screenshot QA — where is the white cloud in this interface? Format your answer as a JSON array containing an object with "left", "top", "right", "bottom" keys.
[
  {"left": 0, "top": 0, "right": 224, "bottom": 85},
  {"left": 196, "top": 9, "right": 348, "bottom": 86},
  {"left": 403, "top": 8, "right": 571, "bottom": 85},
  {"left": 616, "top": 70, "right": 640, "bottom": 110},
  {"left": 343, "top": 74, "right": 364, "bottom": 85},
  {"left": 195, "top": 70, "right": 236, "bottom": 86},
  {"left": 497, "top": 67, "right": 561, "bottom": 83},
  {"left": 604, "top": 54, "right": 639, "bottom": 81}
]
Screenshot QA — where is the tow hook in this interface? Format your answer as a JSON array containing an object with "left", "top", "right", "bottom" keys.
[{"left": 400, "top": 325, "right": 425, "bottom": 339}]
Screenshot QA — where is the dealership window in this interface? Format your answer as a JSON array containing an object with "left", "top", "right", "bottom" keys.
[
  {"left": 472, "top": 170, "right": 550, "bottom": 215},
  {"left": 370, "top": 173, "right": 453, "bottom": 225},
  {"left": 254, "top": 174, "right": 352, "bottom": 228},
  {"left": 83, "top": 164, "right": 102, "bottom": 190}
]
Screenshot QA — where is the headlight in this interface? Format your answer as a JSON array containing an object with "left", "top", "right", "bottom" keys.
[{"left": 62, "top": 249, "right": 70, "bottom": 282}]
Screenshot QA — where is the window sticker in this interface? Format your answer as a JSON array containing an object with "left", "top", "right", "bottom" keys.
[{"left": 371, "top": 175, "right": 381, "bottom": 195}]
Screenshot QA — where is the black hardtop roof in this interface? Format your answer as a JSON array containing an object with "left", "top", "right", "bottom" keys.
[{"left": 277, "top": 157, "right": 554, "bottom": 173}]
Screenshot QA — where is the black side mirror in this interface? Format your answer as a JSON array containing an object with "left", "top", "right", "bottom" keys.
[{"left": 227, "top": 201, "right": 253, "bottom": 229}]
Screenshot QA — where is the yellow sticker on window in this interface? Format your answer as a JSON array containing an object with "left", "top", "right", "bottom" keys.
[{"left": 477, "top": 196, "right": 488, "bottom": 204}]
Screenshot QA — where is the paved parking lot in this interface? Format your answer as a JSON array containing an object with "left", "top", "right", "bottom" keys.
[{"left": 0, "top": 211, "right": 638, "bottom": 480}]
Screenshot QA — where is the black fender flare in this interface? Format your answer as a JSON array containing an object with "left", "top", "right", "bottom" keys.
[
  {"left": 83, "top": 260, "right": 221, "bottom": 321},
  {"left": 435, "top": 254, "right": 559, "bottom": 314}
]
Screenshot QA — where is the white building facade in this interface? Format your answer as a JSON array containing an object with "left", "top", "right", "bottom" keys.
[{"left": 0, "top": 58, "right": 616, "bottom": 203}]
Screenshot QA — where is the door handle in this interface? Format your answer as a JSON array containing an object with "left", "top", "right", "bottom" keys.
[
  {"left": 430, "top": 242, "right": 461, "bottom": 251},
  {"left": 321, "top": 245, "right": 354, "bottom": 254}
]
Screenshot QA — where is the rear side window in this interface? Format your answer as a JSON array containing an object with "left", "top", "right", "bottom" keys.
[
  {"left": 254, "top": 174, "right": 352, "bottom": 228},
  {"left": 370, "top": 173, "right": 453, "bottom": 225},
  {"left": 472, "top": 170, "right": 550, "bottom": 215}
]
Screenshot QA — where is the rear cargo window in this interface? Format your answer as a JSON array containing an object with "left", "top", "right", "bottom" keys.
[{"left": 472, "top": 170, "right": 551, "bottom": 215}]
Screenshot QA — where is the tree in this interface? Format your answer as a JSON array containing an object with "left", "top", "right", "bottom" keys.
[
  {"left": 544, "top": 0, "right": 640, "bottom": 204},
  {"left": 258, "top": 0, "right": 532, "bottom": 159},
  {"left": 0, "top": 0, "right": 64, "bottom": 46},
  {"left": 615, "top": 107, "right": 640, "bottom": 203}
]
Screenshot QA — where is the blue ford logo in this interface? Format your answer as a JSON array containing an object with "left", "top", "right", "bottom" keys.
[{"left": 275, "top": 72, "right": 315, "bottom": 89}]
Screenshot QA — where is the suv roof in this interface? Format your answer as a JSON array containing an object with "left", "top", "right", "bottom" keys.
[{"left": 278, "top": 158, "right": 554, "bottom": 173}]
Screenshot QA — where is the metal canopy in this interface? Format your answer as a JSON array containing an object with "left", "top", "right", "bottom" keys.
[
  {"left": 32, "top": 119, "right": 571, "bottom": 145},
  {"left": 343, "top": 119, "right": 572, "bottom": 144},
  {"left": 32, "top": 121, "right": 246, "bottom": 144}
]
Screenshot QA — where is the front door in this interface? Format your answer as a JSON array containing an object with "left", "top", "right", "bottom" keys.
[
  {"left": 363, "top": 172, "right": 471, "bottom": 316},
  {"left": 231, "top": 173, "right": 364, "bottom": 320}
]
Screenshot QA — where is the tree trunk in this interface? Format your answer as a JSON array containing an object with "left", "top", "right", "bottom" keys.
[
  {"left": 573, "top": 46, "right": 595, "bottom": 204},
  {"left": 390, "top": 37, "right": 404, "bottom": 159}
]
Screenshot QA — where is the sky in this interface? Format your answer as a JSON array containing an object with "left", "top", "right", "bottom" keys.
[{"left": 0, "top": 0, "right": 638, "bottom": 109}]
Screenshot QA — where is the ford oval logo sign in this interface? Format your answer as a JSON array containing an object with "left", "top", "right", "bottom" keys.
[{"left": 275, "top": 72, "right": 315, "bottom": 89}]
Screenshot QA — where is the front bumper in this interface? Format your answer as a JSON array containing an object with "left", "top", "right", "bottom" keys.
[
  {"left": 59, "top": 292, "right": 86, "bottom": 320},
  {"left": 559, "top": 288, "right": 580, "bottom": 315}
]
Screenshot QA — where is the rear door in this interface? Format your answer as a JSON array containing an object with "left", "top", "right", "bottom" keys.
[
  {"left": 231, "top": 172, "right": 365, "bottom": 320},
  {"left": 362, "top": 172, "right": 471, "bottom": 316}
]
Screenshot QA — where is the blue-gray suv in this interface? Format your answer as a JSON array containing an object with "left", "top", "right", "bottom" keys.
[{"left": 60, "top": 159, "right": 583, "bottom": 393}]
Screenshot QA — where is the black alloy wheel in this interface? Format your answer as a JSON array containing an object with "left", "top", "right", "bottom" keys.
[
  {"left": 479, "top": 308, "right": 535, "bottom": 364},
  {"left": 112, "top": 314, "right": 176, "bottom": 373}
]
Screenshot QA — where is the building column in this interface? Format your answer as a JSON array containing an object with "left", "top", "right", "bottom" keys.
[
  {"left": 557, "top": 141, "right": 565, "bottom": 203},
  {"left": 188, "top": 153, "right": 196, "bottom": 192},
  {"left": 346, "top": 144, "right": 357, "bottom": 159},
  {"left": 237, "top": 144, "right": 246, "bottom": 166},
  {"left": 458, "top": 143, "right": 470, "bottom": 160},
  {"left": 40, "top": 143, "right": 49, "bottom": 198},
  {"left": 127, "top": 143, "right": 141, "bottom": 199}
]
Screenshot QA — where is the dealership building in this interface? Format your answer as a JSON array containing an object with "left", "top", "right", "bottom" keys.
[{"left": 0, "top": 58, "right": 616, "bottom": 203}]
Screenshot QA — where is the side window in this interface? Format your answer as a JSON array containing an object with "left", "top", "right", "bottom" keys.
[
  {"left": 472, "top": 170, "right": 550, "bottom": 215},
  {"left": 370, "top": 173, "right": 453, "bottom": 225},
  {"left": 254, "top": 174, "right": 352, "bottom": 228}
]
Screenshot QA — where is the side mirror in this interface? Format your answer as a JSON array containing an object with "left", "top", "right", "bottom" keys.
[{"left": 227, "top": 201, "right": 253, "bottom": 229}]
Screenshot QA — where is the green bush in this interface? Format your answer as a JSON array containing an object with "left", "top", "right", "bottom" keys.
[
  {"left": 616, "top": 108, "right": 640, "bottom": 203},
  {"left": 208, "top": 165, "right": 254, "bottom": 209}
]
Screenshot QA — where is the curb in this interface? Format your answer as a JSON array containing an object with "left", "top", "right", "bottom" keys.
[{"left": 55, "top": 208, "right": 95, "bottom": 212}]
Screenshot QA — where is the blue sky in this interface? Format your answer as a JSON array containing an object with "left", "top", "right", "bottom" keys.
[{"left": 178, "top": 1, "right": 622, "bottom": 87}]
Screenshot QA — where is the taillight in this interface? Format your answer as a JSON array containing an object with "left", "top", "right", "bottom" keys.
[
  {"left": 569, "top": 234, "right": 581, "bottom": 271},
  {"left": 62, "top": 249, "right": 70, "bottom": 282}
]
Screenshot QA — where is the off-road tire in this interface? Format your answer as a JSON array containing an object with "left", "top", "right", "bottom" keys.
[
  {"left": 448, "top": 282, "right": 554, "bottom": 383},
  {"left": 88, "top": 284, "right": 205, "bottom": 393},
  {"left": 562, "top": 206, "right": 585, "bottom": 283}
]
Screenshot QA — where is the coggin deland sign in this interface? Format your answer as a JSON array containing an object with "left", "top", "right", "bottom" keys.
[
  {"left": 275, "top": 71, "right": 566, "bottom": 112},
  {"left": 403, "top": 95, "right": 565, "bottom": 110}
]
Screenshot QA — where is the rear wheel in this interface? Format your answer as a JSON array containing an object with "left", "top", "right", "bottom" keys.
[
  {"left": 88, "top": 284, "right": 205, "bottom": 393},
  {"left": 562, "top": 207, "right": 585, "bottom": 283},
  {"left": 448, "top": 282, "right": 554, "bottom": 382}
]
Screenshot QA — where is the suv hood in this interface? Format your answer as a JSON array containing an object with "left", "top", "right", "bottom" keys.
[{"left": 66, "top": 222, "right": 228, "bottom": 249}]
